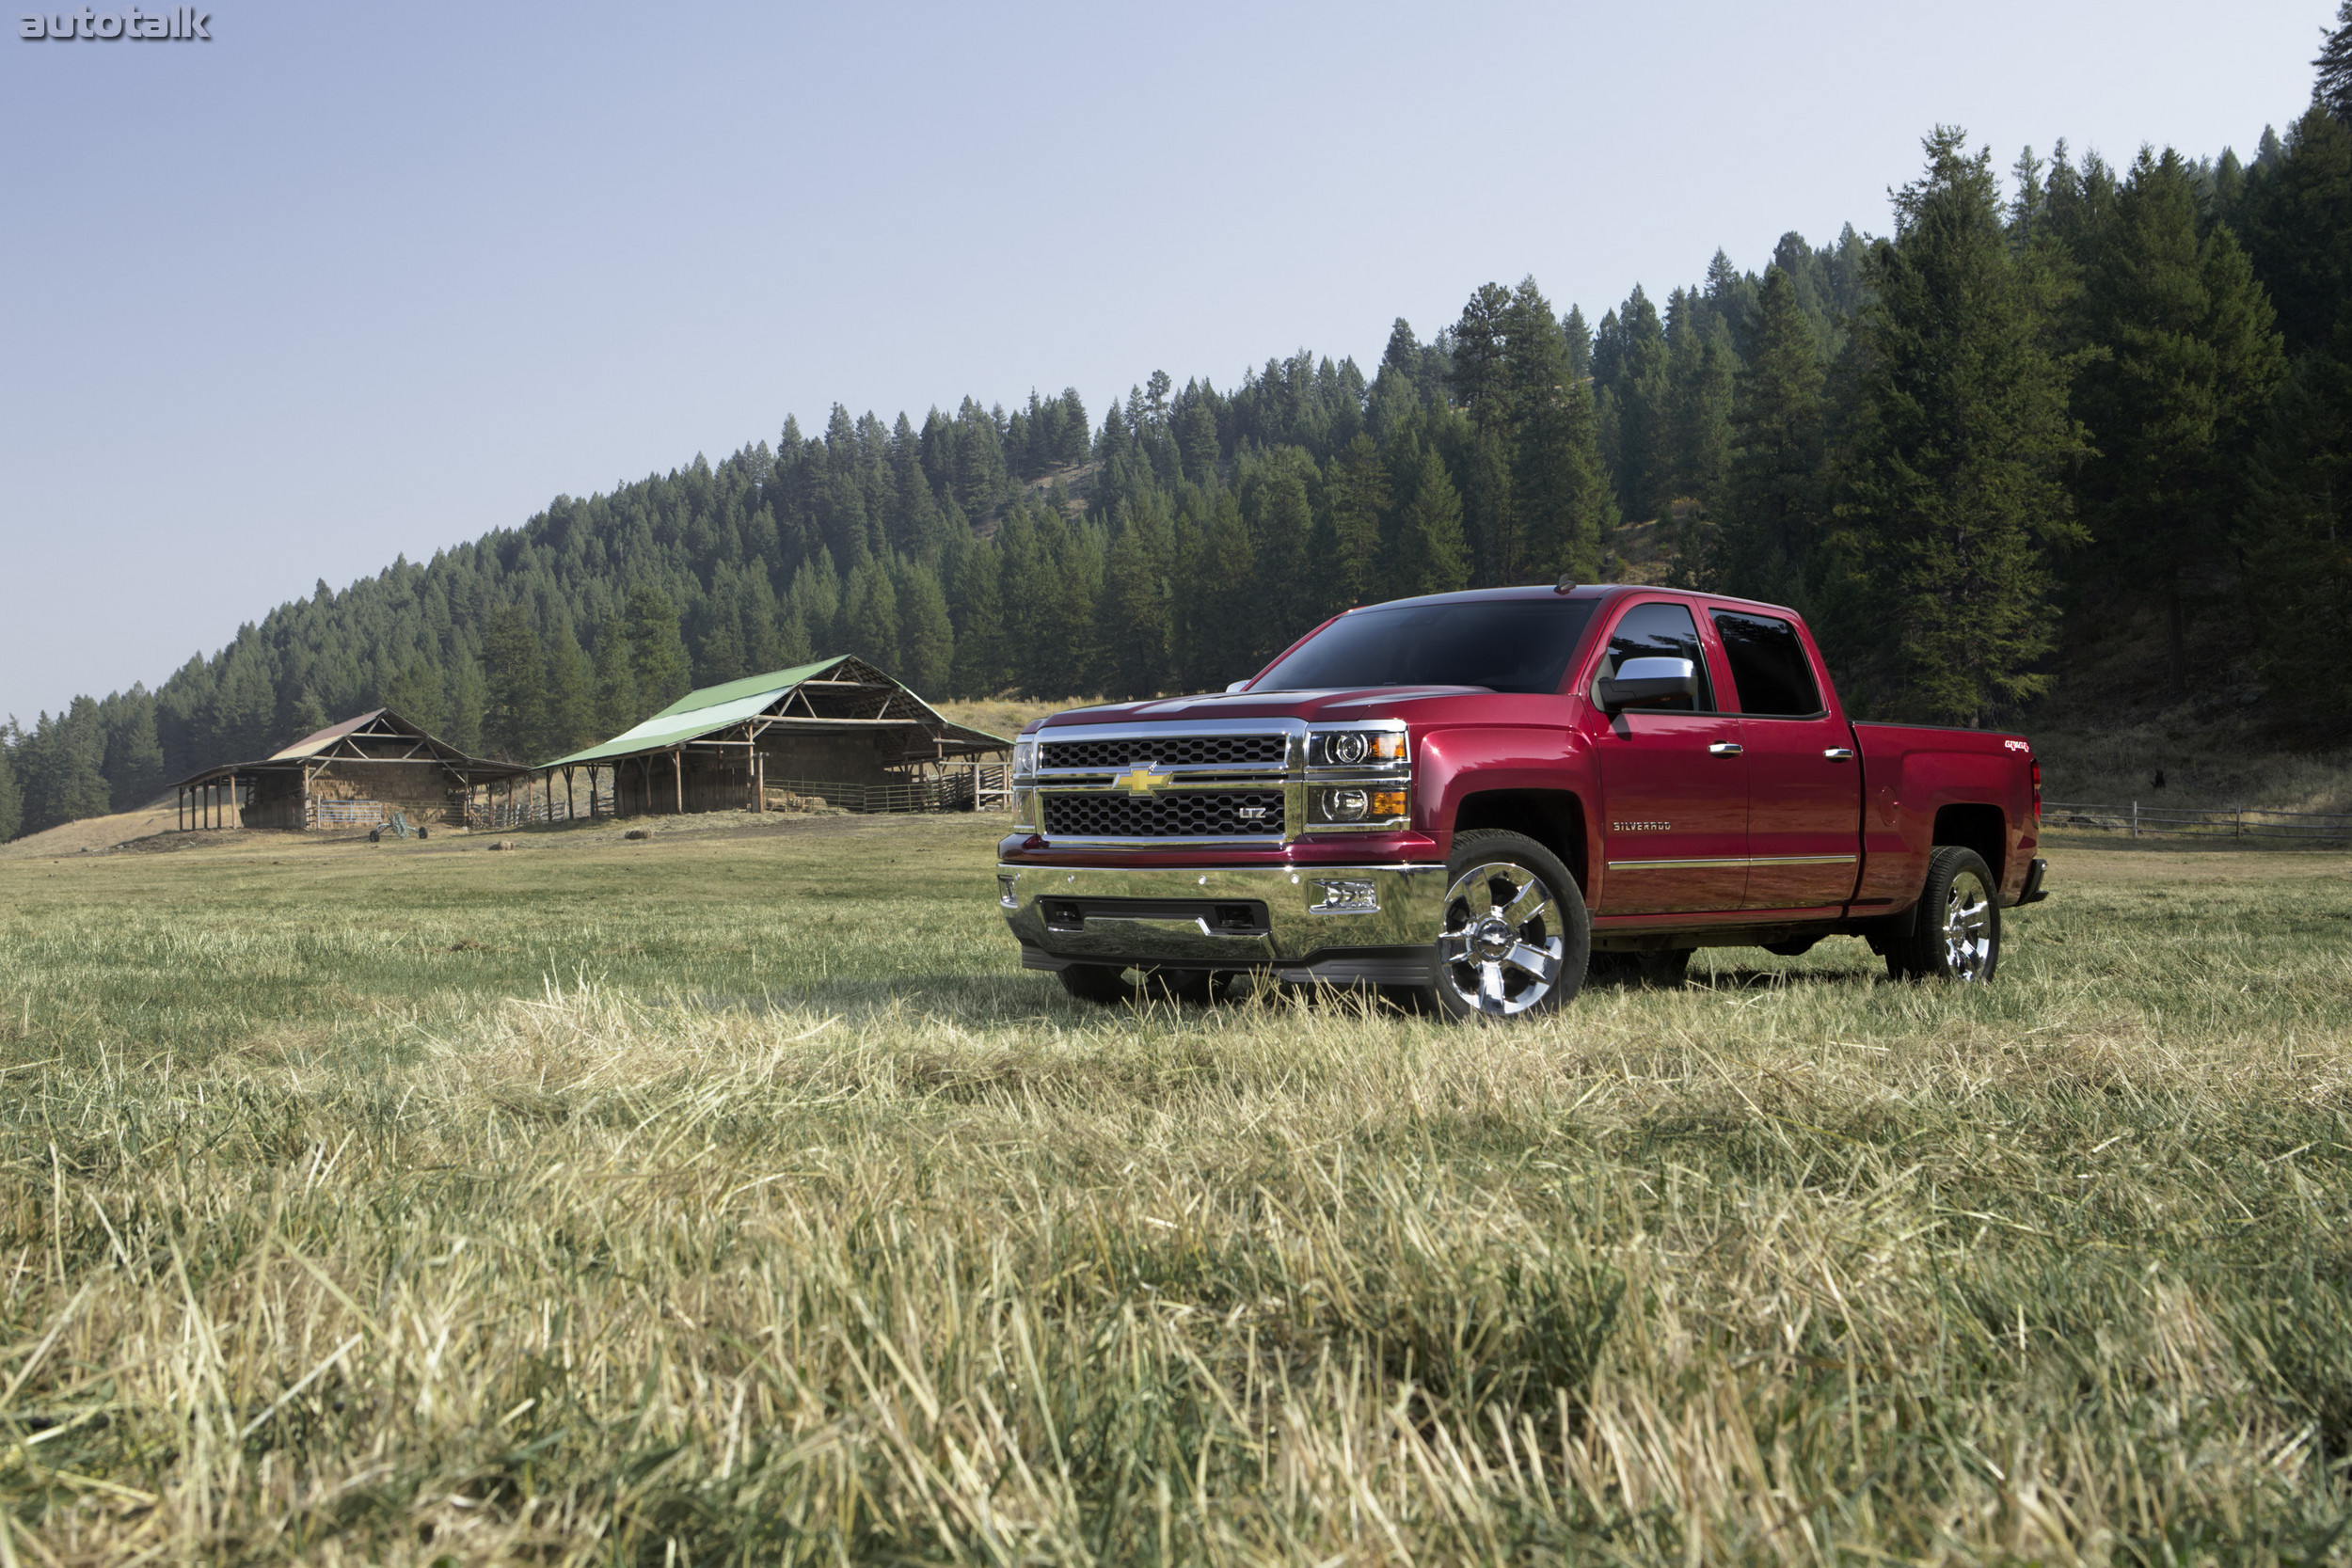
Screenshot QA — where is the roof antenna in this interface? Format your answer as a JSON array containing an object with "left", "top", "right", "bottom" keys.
[{"left": 1554, "top": 573, "right": 1579, "bottom": 594}]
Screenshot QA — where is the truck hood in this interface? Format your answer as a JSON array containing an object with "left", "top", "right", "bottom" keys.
[{"left": 1034, "top": 687, "right": 1486, "bottom": 729}]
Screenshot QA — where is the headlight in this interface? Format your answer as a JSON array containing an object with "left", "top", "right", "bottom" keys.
[
  {"left": 1307, "top": 726, "right": 1407, "bottom": 769},
  {"left": 1311, "top": 786, "right": 1407, "bottom": 828},
  {"left": 1011, "top": 736, "right": 1039, "bottom": 778}
]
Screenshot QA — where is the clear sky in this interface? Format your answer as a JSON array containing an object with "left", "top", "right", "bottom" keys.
[{"left": 0, "top": 0, "right": 2331, "bottom": 721}]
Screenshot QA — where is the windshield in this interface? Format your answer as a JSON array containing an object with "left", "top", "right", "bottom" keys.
[{"left": 1250, "top": 597, "right": 1599, "bottom": 694}]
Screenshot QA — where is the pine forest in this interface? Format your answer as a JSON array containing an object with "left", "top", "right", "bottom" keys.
[{"left": 6, "top": 20, "right": 2352, "bottom": 845}]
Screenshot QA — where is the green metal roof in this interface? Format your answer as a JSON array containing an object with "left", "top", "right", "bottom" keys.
[
  {"left": 643, "top": 656, "right": 849, "bottom": 721},
  {"left": 538, "top": 655, "right": 1009, "bottom": 768}
]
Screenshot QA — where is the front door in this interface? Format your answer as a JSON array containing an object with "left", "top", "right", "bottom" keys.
[
  {"left": 1709, "top": 609, "right": 1862, "bottom": 911},
  {"left": 1592, "top": 600, "right": 1748, "bottom": 914}
]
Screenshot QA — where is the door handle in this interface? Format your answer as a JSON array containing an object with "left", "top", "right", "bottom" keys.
[
  {"left": 1708, "top": 742, "right": 1742, "bottom": 756},
  {"left": 1823, "top": 748, "right": 1854, "bottom": 761}
]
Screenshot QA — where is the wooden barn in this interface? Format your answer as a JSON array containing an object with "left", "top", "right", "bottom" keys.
[
  {"left": 542, "top": 655, "right": 1010, "bottom": 817},
  {"left": 171, "top": 709, "right": 533, "bottom": 832}
]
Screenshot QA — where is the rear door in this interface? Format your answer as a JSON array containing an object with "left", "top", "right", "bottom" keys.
[
  {"left": 1590, "top": 599, "right": 1748, "bottom": 914},
  {"left": 1709, "top": 609, "right": 1861, "bottom": 911}
]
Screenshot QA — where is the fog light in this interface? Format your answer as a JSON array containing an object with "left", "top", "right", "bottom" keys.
[
  {"left": 1310, "top": 879, "right": 1379, "bottom": 913},
  {"left": 1326, "top": 787, "right": 1368, "bottom": 821}
]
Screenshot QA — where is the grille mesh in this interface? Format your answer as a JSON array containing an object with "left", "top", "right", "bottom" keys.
[
  {"left": 1040, "top": 734, "right": 1287, "bottom": 770},
  {"left": 1043, "top": 791, "right": 1285, "bottom": 838}
]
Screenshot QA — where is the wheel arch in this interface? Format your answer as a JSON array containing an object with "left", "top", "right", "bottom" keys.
[
  {"left": 1932, "top": 802, "right": 2007, "bottom": 886},
  {"left": 1449, "top": 788, "right": 1590, "bottom": 895}
]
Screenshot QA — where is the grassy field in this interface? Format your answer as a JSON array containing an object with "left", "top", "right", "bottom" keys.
[{"left": 0, "top": 818, "right": 2346, "bottom": 1563}]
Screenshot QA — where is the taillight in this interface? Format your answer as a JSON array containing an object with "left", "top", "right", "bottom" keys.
[{"left": 2029, "top": 758, "right": 2042, "bottom": 823}]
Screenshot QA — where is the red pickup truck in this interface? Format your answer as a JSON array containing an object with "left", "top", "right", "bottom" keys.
[{"left": 997, "top": 582, "right": 2047, "bottom": 1020}]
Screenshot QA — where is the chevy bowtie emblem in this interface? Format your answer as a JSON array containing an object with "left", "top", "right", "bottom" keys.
[{"left": 1114, "top": 766, "right": 1171, "bottom": 797}]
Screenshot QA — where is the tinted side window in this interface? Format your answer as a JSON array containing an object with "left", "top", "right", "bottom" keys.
[
  {"left": 1710, "top": 610, "right": 1822, "bottom": 716},
  {"left": 1603, "top": 602, "right": 1713, "bottom": 712}
]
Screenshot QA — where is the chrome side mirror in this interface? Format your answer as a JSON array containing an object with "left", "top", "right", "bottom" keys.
[{"left": 1596, "top": 656, "right": 1698, "bottom": 712}]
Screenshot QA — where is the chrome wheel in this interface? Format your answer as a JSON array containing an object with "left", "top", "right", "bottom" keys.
[
  {"left": 1943, "top": 867, "right": 1994, "bottom": 980},
  {"left": 1437, "top": 862, "right": 1565, "bottom": 1017}
]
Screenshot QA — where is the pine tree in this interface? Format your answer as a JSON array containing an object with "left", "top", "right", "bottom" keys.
[
  {"left": 1389, "top": 445, "right": 1470, "bottom": 598},
  {"left": 1829, "top": 127, "right": 2088, "bottom": 725},
  {"left": 1563, "top": 305, "right": 1593, "bottom": 382},
  {"left": 2318, "top": 0, "right": 2352, "bottom": 125},
  {"left": 1712, "top": 267, "right": 1826, "bottom": 605},
  {"left": 285, "top": 688, "right": 329, "bottom": 742},
  {"left": 2074, "top": 148, "right": 2285, "bottom": 689},
  {"left": 1173, "top": 492, "right": 1256, "bottom": 690},
  {"left": 1248, "top": 460, "right": 1316, "bottom": 659},
  {"left": 443, "top": 656, "right": 486, "bottom": 755},
  {"left": 1039, "top": 523, "right": 1104, "bottom": 696},
  {"left": 481, "top": 605, "right": 549, "bottom": 761},
  {"left": 0, "top": 729, "right": 21, "bottom": 843},
  {"left": 385, "top": 655, "right": 448, "bottom": 735},
  {"left": 17, "top": 703, "right": 111, "bottom": 835},
  {"left": 787, "top": 552, "right": 842, "bottom": 655},
  {"left": 102, "top": 689, "right": 166, "bottom": 812},
  {"left": 1606, "top": 287, "right": 1672, "bottom": 520},
  {"left": 839, "top": 556, "right": 901, "bottom": 672},
  {"left": 589, "top": 618, "right": 639, "bottom": 736},
  {"left": 1097, "top": 513, "right": 1170, "bottom": 700},
  {"left": 1503, "top": 277, "right": 1612, "bottom": 583},
  {"left": 207, "top": 636, "right": 278, "bottom": 763},
  {"left": 894, "top": 556, "right": 955, "bottom": 695},
  {"left": 2239, "top": 319, "right": 2352, "bottom": 721},
  {"left": 623, "top": 585, "right": 692, "bottom": 708},
  {"left": 1666, "top": 308, "right": 1736, "bottom": 509},
  {"left": 941, "top": 545, "right": 997, "bottom": 697},
  {"left": 2238, "top": 106, "right": 2352, "bottom": 356},
  {"left": 542, "top": 623, "right": 598, "bottom": 753},
  {"left": 1321, "top": 435, "right": 1389, "bottom": 611}
]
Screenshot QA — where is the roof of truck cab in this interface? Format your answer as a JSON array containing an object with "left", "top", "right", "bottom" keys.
[{"left": 1336, "top": 583, "right": 1804, "bottom": 620}]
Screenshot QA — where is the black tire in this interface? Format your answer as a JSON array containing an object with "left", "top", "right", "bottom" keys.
[
  {"left": 1887, "top": 846, "right": 2001, "bottom": 982},
  {"left": 1586, "top": 948, "right": 1692, "bottom": 989},
  {"left": 1057, "top": 963, "right": 1133, "bottom": 1005},
  {"left": 1425, "top": 830, "right": 1590, "bottom": 1022}
]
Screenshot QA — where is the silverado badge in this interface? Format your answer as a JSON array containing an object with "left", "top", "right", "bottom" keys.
[{"left": 1114, "top": 766, "right": 1171, "bottom": 797}]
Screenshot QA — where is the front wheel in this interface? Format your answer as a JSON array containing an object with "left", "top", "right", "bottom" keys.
[
  {"left": 1887, "top": 846, "right": 2001, "bottom": 982},
  {"left": 1426, "top": 831, "right": 1590, "bottom": 1021}
]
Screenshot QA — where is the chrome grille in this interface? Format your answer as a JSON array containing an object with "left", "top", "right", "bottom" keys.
[
  {"left": 1040, "top": 734, "right": 1287, "bottom": 770},
  {"left": 1042, "top": 791, "right": 1285, "bottom": 839}
]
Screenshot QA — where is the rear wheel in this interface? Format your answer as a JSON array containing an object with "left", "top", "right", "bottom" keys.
[
  {"left": 1427, "top": 831, "right": 1590, "bottom": 1021},
  {"left": 1887, "top": 846, "right": 2001, "bottom": 982}
]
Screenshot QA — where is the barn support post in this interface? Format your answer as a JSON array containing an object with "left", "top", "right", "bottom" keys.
[
  {"left": 755, "top": 752, "right": 765, "bottom": 813},
  {"left": 564, "top": 767, "right": 575, "bottom": 822},
  {"left": 674, "top": 749, "right": 684, "bottom": 814}
]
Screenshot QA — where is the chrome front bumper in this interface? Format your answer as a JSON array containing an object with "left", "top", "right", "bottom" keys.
[{"left": 998, "top": 861, "right": 1448, "bottom": 985}]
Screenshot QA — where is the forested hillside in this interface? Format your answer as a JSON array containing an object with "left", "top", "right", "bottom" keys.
[{"left": 4, "top": 12, "right": 2349, "bottom": 845}]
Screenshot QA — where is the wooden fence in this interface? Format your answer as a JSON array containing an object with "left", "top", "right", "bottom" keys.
[
  {"left": 763, "top": 769, "right": 1011, "bottom": 815},
  {"left": 2043, "top": 800, "right": 2352, "bottom": 847}
]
